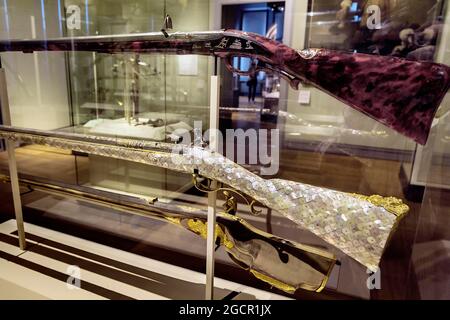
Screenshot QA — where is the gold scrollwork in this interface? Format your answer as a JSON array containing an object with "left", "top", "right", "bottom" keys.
[
  {"left": 187, "top": 218, "right": 234, "bottom": 249},
  {"left": 249, "top": 269, "right": 296, "bottom": 294},
  {"left": 351, "top": 193, "right": 409, "bottom": 219},
  {"left": 223, "top": 191, "right": 238, "bottom": 215},
  {"left": 192, "top": 172, "right": 263, "bottom": 216},
  {"left": 297, "top": 48, "right": 320, "bottom": 60}
]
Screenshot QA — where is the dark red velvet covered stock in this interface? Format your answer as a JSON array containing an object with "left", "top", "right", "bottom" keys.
[{"left": 234, "top": 31, "right": 450, "bottom": 145}]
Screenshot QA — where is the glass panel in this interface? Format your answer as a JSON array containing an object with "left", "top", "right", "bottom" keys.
[{"left": 62, "top": 0, "right": 211, "bottom": 198}]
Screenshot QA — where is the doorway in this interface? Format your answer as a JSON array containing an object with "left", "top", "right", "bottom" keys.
[{"left": 220, "top": 2, "right": 285, "bottom": 110}]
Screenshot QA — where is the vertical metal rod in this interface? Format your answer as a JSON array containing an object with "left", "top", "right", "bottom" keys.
[
  {"left": 205, "top": 62, "right": 220, "bottom": 300},
  {"left": 30, "top": 16, "right": 43, "bottom": 107},
  {"left": 205, "top": 181, "right": 217, "bottom": 300},
  {"left": 214, "top": 56, "right": 218, "bottom": 76},
  {"left": 0, "top": 68, "right": 26, "bottom": 250},
  {"left": 92, "top": 52, "right": 99, "bottom": 119}
]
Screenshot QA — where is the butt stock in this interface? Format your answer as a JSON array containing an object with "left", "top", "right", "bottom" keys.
[
  {"left": 285, "top": 50, "right": 450, "bottom": 145},
  {"left": 231, "top": 31, "right": 450, "bottom": 145}
]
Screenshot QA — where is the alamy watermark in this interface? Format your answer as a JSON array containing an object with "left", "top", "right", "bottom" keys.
[
  {"left": 170, "top": 121, "right": 280, "bottom": 176},
  {"left": 366, "top": 268, "right": 381, "bottom": 290},
  {"left": 366, "top": 5, "right": 382, "bottom": 30},
  {"left": 66, "top": 265, "right": 81, "bottom": 290}
]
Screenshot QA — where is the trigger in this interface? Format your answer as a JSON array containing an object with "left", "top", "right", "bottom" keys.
[{"left": 290, "top": 78, "right": 301, "bottom": 90}]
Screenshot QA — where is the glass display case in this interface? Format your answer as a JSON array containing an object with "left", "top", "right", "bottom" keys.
[{"left": 0, "top": 0, "right": 449, "bottom": 300}]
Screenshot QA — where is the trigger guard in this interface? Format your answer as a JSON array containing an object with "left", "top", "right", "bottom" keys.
[
  {"left": 289, "top": 78, "right": 301, "bottom": 90},
  {"left": 224, "top": 55, "right": 252, "bottom": 76}
]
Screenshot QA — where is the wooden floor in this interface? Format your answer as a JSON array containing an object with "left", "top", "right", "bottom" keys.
[{"left": 0, "top": 143, "right": 448, "bottom": 300}]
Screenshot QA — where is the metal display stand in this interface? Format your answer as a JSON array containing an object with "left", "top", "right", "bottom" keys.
[
  {"left": 0, "top": 67, "right": 26, "bottom": 250},
  {"left": 205, "top": 71, "right": 220, "bottom": 300}
]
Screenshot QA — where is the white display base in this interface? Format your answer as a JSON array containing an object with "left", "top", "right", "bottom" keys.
[
  {"left": 84, "top": 117, "right": 193, "bottom": 141},
  {"left": 0, "top": 220, "right": 289, "bottom": 300}
]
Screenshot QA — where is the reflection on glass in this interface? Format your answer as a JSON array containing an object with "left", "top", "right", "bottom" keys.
[
  {"left": 307, "top": 0, "right": 446, "bottom": 60},
  {"left": 221, "top": 2, "right": 285, "bottom": 111}
]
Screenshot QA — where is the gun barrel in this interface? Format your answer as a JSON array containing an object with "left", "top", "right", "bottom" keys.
[{"left": 0, "top": 31, "right": 221, "bottom": 54}]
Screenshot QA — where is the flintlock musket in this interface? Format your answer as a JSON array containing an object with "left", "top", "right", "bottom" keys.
[
  {"left": 0, "top": 30, "right": 449, "bottom": 144},
  {"left": 0, "top": 126, "right": 409, "bottom": 270},
  {"left": 0, "top": 174, "right": 336, "bottom": 294}
]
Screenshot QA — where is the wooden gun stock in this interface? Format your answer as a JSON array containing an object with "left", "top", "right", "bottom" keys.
[
  {"left": 0, "top": 174, "right": 336, "bottom": 294},
  {"left": 220, "top": 31, "right": 450, "bottom": 145}
]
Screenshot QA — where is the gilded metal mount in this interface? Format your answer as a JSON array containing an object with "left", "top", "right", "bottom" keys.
[{"left": 192, "top": 171, "right": 262, "bottom": 216}]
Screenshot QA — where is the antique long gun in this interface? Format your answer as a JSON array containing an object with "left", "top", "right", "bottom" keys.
[
  {"left": 0, "top": 173, "right": 335, "bottom": 294},
  {"left": 0, "top": 127, "right": 409, "bottom": 270},
  {"left": 0, "top": 30, "right": 449, "bottom": 144}
]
